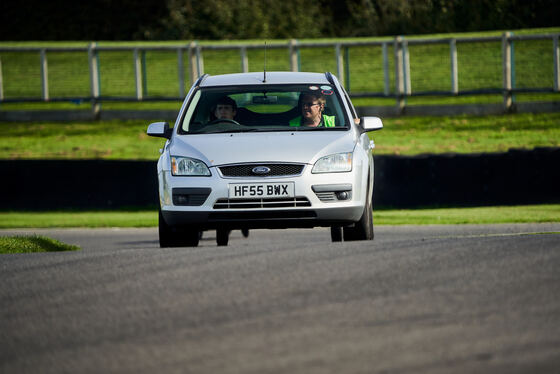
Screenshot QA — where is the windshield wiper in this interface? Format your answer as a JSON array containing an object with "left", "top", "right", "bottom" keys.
[
  {"left": 190, "top": 126, "right": 348, "bottom": 134},
  {"left": 198, "top": 128, "right": 264, "bottom": 134}
]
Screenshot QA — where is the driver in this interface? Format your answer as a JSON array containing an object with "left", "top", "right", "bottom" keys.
[{"left": 212, "top": 96, "right": 237, "bottom": 121}]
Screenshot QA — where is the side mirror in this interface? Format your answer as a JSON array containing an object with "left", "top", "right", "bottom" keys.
[
  {"left": 147, "top": 122, "right": 172, "bottom": 139},
  {"left": 360, "top": 117, "right": 383, "bottom": 132}
]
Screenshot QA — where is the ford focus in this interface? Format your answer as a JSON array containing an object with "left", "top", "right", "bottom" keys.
[{"left": 147, "top": 72, "right": 383, "bottom": 247}]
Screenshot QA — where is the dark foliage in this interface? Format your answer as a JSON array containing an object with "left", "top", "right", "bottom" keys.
[
  {"left": 1, "top": 0, "right": 558, "bottom": 41},
  {"left": 0, "top": 0, "right": 167, "bottom": 40}
]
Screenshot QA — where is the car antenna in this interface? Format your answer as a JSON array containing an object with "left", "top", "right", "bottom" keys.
[{"left": 263, "top": 41, "right": 267, "bottom": 83}]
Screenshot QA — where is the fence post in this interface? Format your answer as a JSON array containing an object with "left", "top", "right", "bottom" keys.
[
  {"left": 554, "top": 36, "right": 559, "bottom": 92},
  {"left": 141, "top": 50, "right": 148, "bottom": 97},
  {"left": 134, "top": 48, "right": 143, "bottom": 100},
  {"left": 502, "top": 32, "right": 513, "bottom": 112},
  {"left": 88, "top": 42, "right": 100, "bottom": 115},
  {"left": 450, "top": 38, "right": 458, "bottom": 94},
  {"left": 336, "top": 44, "right": 344, "bottom": 87},
  {"left": 178, "top": 48, "right": 185, "bottom": 97},
  {"left": 240, "top": 46, "right": 248, "bottom": 73},
  {"left": 196, "top": 44, "right": 204, "bottom": 77},
  {"left": 344, "top": 46, "right": 351, "bottom": 92},
  {"left": 0, "top": 55, "right": 4, "bottom": 101},
  {"left": 289, "top": 39, "right": 299, "bottom": 72},
  {"left": 394, "top": 36, "right": 405, "bottom": 112},
  {"left": 403, "top": 38, "right": 411, "bottom": 95},
  {"left": 511, "top": 33, "right": 516, "bottom": 103},
  {"left": 40, "top": 49, "right": 49, "bottom": 101},
  {"left": 188, "top": 42, "right": 198, "bottom": 83},
  {"left": 382, "top": 42, "right": 390, "bottom": 96}
]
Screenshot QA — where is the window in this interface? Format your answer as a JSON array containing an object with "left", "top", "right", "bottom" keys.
[{"left": 180, "top": 84, "right": 349, "bottom": 134}]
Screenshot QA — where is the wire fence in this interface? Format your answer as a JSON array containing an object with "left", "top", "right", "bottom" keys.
[{"left": 0, "top": 33, "right": 558, "bottom": 111}]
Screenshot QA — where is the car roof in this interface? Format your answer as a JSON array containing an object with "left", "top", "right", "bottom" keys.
[{"left": 199, "top": 72, "right": 332, "bottom": 87}]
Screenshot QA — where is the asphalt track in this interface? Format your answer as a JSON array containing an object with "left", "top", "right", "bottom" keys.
[{"left": 1, "top": 224, "right": 560, "bottom": 374}]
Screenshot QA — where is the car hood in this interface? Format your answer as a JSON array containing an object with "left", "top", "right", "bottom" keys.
[{"left": 169, "top": 130, "right": 357, "bottom": 167}]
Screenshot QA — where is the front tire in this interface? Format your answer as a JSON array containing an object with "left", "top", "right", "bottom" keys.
[
  {"left": 343, "top": 176, "right": 374, "bottom": 241},
  {"left": 331, "top": 226, "right": 343, "bottom": 242},
  {"left": 158, "top": 208, "right": 200, "bottom": 247},
  {"left": 159, "top": 208, "right": 176, "bottom": 247},
  {"left": 353, "top": 195, "right": 374, "bottom": 240},
  {"left": 217, "top": 228, "right": 230, "bottom": 246}
]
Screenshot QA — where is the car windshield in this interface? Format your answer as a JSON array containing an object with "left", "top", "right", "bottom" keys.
[{"left": 179, "top": 84, "right": 349, "bottom": 134}]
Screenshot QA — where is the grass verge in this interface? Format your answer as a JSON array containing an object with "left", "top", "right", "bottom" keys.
[
  {"left": 372, "top": 112, "right": 560, "bottom": 155},
  {"left": 0, "top": 210, "right": 158, "bottom": 228},
  {"left": 0, "top": 235, "right": 80, "bottom": 254},
  {"left": 0, "top": 205, "right": 558, "bottom": 228},
  {"left": 1, "top": 113, "right": 559, "bottom": 159},
  {"left": 375, "top": 204, "right": 560, "bottom": 225}
]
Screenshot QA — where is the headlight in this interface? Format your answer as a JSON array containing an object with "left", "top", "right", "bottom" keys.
[
  {"left": 171, "top": 156, "right": 211, "bottom": 176},
  {"left": 312, "top": 152, "right": 353, "bottom": 173}
]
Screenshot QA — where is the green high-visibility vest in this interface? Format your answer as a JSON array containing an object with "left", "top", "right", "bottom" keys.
[{"left": 289, "top": 115, "right": 336, "bottom": 127}]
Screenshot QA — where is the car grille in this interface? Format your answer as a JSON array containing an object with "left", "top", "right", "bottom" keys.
[
  {"left": 219, "top": 163, "right": 305, "bottom": 177},
  {"left": 213, "top": 197, "right": 311, "bottom": 209}
]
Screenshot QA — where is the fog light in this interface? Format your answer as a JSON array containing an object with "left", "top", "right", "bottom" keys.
[
  {"left": 172, "top": 188, "right": 212, "bottom": 206},
  {"left": 336, "top": 191, "right": 349, "bottom": 200},
  {"left": 176, "top": 195, "right": 189, "bottom": 204}
]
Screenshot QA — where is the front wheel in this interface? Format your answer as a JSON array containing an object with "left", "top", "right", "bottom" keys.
[
  {"left": 216, "top": 229, "right": 230, "bottom": 246},
  {"left": 354, "top": 198, "right": 374, "bottom": 240},
  {"left": 331, "top": 226, "right": 343, "bottom": 242},
  {"left": 343, "top": 179, "right": 374, "bottom": 241},
  {"left": 158, "top": 209, "right": 200, "bottom": 247}
]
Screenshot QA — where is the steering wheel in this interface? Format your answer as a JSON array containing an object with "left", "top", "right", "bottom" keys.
[{"left": 207, "top": 118, "right": 241, "bottom": 126}]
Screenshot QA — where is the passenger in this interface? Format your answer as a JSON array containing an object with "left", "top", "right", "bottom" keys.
[
  {"left": 289, "top": 92, "right": 335, "bottom": 127},
  {"left": 211, "top": 96, "right": 237, "bottom": 120}
]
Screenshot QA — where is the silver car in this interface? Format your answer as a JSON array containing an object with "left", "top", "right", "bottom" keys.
[{"left": 147, "top": 72, "right": 382, "bottom": 247}]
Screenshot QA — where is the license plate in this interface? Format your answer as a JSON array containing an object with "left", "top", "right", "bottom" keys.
[{"left": 229, "top": 183, "right": 295, "bottom": 198}]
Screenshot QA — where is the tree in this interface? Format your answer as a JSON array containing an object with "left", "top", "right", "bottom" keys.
[
  {"left": 144, "top": 0, "right": 328, "bottom": 40},
  {"left": 1, "top": 0, "right": 558, "bottom": 41}
]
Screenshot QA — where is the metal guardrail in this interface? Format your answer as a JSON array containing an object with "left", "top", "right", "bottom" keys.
[{"left": 0, "top": 33, "right": 558, "bottom": 114}]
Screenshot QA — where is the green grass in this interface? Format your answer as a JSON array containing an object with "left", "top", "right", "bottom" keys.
[
  {"left": 351, "top": 92, "right": 560, "bottom": 107},
  {"left": 375, "top": 204, "right": 560, "bottom": 225},
  {"left": 0, "top": 100, "right": 182, "bottom": 111},
  {"left": 1, "top": 27, "right": 557, "bottom": 47},
  {"left": 1, "top": 112, "right": 558, "bottom": 159},
  {"left": 0, "top": 210, "right": 158, "bottom": 228},
  {"left": 371, "top": 112, "right": 560, "bottom": 155},
  {"left": 0, "top": 91, "right": 558, "bottom": 111},
  {"left": 0, "top": 235, "right": 80, "bottom": 253},
  {"left": 0, "top": 205, "right": 558, "bottom": 228},
  {"left": 0, "top": 119, "right": 165, "bottom": 160},
  {"left": 1, "top": 28, "right": 559, "bottom": 106}
]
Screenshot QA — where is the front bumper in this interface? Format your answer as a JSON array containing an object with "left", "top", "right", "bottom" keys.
[
  {"left": 159, "top": 165, "right": 367, "bottom": 230},
  {"left": 161, "top": 205, "right": 363, "bottom": 230}
]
